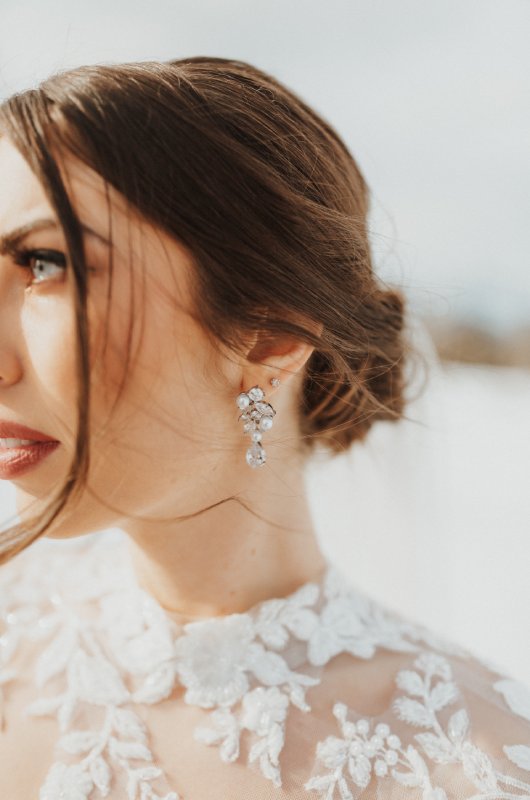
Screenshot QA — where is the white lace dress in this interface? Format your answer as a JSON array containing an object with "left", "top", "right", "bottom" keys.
[{"left": 0, "top": 528, "right": 529, "bottom": 800}]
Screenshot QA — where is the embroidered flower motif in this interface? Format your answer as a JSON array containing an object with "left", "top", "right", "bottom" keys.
[
  {"left": 240, "top": 686, "right": 290, "bottom": 733},
  {"left": 194, "top": 686, "right": 291, "bottom": 788},
  {"left": 99, "top": 587, "right": 178, "bottom": 704},
  {"left": 178, "top": 607, "right": 321, "bottom": 789},
  {"left": 306, "top": 582, "right": 421, "bottom": 666},
  {"left": 307, "top": 595, "right": 368, "bottom": 665},
  {"left": 253, "top": 581, "right": 321, "bottom": 648},
  {"left": 100, "top": 588, "right": 177, "bottom": 674},
  {"left": 304, "top": 704, "right": 433, "bottom": 800},
  {"left": 174, "top": 614, "right": 255, "bottom": 707}
]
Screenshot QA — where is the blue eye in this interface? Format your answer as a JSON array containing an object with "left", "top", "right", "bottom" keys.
[{"left": 13, "top": 247, "right": 67, "bottom": 285}]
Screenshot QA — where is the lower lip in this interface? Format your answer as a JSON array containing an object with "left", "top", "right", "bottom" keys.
[{"left": 0, "top": 441, "right": 60, "bottom": 479}]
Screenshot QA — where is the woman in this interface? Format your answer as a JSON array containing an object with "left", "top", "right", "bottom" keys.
[{"left": 0, "top": 56, "right": 528, "bottom": 800}]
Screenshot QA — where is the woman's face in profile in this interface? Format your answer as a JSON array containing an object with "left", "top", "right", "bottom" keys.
[{"left": 0, "top": 135, "right": 241, "bottom": 538}]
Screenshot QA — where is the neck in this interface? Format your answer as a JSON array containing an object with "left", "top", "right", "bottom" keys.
[{"left": 121, "top": 462, "right": 327, "bottom": 624}]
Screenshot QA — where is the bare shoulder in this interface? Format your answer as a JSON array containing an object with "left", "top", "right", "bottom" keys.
[{"left": 306, "top": 638, "right": 530, "bottom": 799}]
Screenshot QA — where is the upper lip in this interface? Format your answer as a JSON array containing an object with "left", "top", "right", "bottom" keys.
[{"left": 0, "top": 420, "right": 59, "bottom": 442}]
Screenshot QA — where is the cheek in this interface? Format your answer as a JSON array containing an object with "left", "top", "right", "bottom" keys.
[
  {"left": 86, "top": 258, "right": 222, "bottom": 475},
  {"left": 99, "top": 306, "right": 211, "bottom": 461},
  {"left": 23, "top": 297, "right": 78, "bottom": 440}
]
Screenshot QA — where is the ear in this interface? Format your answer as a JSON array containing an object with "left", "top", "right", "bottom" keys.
[{"left": 240, "top": 320, "right": 323, "bottom": 397}]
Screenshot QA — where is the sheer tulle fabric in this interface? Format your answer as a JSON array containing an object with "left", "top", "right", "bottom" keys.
[{"left": 1, "top": 528, "right": 529, "bottom": 800}]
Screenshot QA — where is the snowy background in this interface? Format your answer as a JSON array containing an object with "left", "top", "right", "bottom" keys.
[
  {"left": 305, "top": 319, "right": 530, "bottom": 687},
  {"left": 0, "top": 0, "right": 529, "bottom": 683}
]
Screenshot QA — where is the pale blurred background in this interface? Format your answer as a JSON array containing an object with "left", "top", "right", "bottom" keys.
[{"left": 0, "top": 1, "right": 528, "bottom": 683}]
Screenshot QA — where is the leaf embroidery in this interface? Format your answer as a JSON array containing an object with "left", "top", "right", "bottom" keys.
[
  {"left": 306, "top": 650, "right": 530, "bottom": 799},
  {"left": 494, "top": 679, "right": 530, "bottom": 779}
]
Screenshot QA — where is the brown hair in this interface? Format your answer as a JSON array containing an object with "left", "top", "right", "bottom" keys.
[{"left": 0, "top": 56, "right": 427, "bottom": 564}]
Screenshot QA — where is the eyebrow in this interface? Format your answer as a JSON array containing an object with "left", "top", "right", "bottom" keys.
[{"left": 0, "top": 217, "right": 111, "bottom": 257}]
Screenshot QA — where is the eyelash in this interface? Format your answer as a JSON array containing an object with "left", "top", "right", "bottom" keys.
[{"left": 12, "top": 247, "right": 67, "bottom": 286}]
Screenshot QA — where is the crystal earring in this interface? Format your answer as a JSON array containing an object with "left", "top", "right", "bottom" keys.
[{"left": 236, "top": 377, "right": 280, "bottom": 468}]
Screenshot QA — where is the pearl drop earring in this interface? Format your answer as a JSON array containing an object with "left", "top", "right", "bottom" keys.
[{"left": 235, "top": 377, "right": 280, "bottom": 468}]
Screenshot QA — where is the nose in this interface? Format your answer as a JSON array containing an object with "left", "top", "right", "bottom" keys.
[{"left": 0, "top": 353, "right": 23, "bottom": 388}]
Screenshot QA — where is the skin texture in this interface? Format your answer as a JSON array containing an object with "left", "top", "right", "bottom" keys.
[{"left": 0, "top": 135, "right": 327, "bottom": 622}]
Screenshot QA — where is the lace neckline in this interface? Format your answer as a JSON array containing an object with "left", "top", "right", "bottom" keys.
[
  {"left": 0, "top": 527, "right": 486, "bottom": 799},
  {"left": 143, "top": 560, "right": 331, "bottom": 628}
]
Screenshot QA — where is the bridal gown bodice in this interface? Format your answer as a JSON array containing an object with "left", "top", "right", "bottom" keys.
[{"left": 0, "top": 528, "right": 529, "bottom": 800}]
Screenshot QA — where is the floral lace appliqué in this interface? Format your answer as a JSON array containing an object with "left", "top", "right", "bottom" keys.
[
  {"left": 1, "top": 533, "right": 529, "bottom": 800},
  {"left": 305, "top": 650, "right": 530, "bottom": 800},
  {"left": 1, "top": 536, "right": 430, "bottom": 797}
]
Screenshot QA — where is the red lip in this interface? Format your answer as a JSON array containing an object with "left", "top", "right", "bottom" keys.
[
  {"left": 0, "top": 441, "right": 60, "bottom": 479},
  {"left": 0, "top": 420, "right": 59, "bottom": 442}
]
